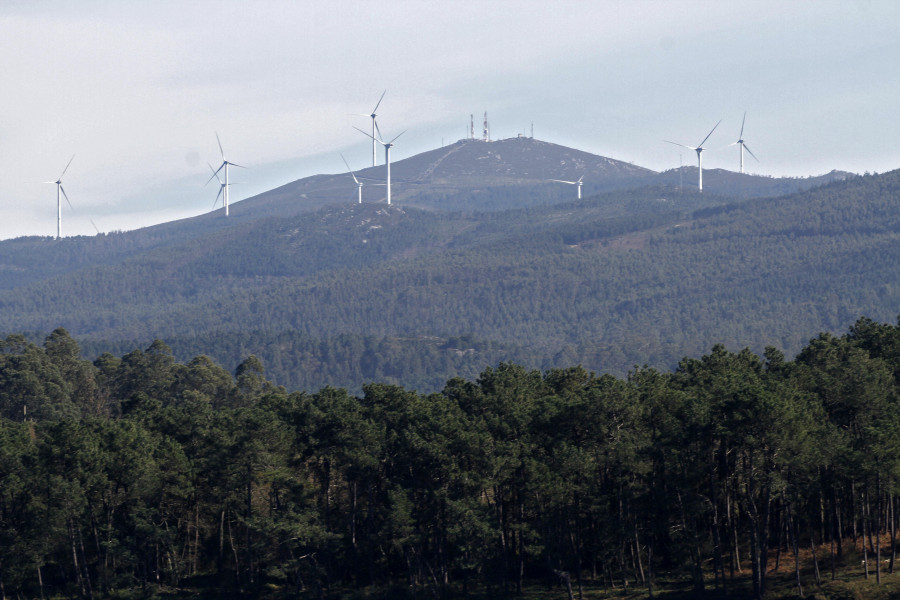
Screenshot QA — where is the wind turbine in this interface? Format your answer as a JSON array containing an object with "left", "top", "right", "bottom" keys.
[
  {"left": 731, "top": 112, "right": 759, "bottom": 174},
  {"left": 45, "top": 154, "right": 75, "bottom": 239},
  {"left": 550, "top": 175, "right": 584, "bottom": 199},
  {"left": 354, "top": 125, "right": 405, "bottom": 205},
  {"left": 665, "top": 120, "right": 721, "bottom": 192},
  {"left": 207, "top": 163, "right": 227, "bottom": 210},
  {"left": 206, "top": 133, "right": 244, "bottom": 216},
  {"left": 341, "top": 154, "right": 364, "bottom": 204},
  {"left": 351, "top": 91, "right": 386, "bottom": 167}
]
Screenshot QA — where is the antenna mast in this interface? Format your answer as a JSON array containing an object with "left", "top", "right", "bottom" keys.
[
  {"left": 483, "top": 111, "right": 490, "bottom": 142},
  {"left": 470, "top": 114, "right": 474, "bottom": 140}
]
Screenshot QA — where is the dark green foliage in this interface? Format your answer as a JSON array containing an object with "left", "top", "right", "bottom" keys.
[{"left": 2, "top": 317, "right": 900, "bottom": 598}]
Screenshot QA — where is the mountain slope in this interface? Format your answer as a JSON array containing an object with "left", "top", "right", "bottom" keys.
[{"left": 1, "top": 168, "right": 899, "bottom": 392}]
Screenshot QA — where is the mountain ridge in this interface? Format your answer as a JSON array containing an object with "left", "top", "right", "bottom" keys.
[{"left": 0, "top": 138, "right": 887, "bottom": 392}]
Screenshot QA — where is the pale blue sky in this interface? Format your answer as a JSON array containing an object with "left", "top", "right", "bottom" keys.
[{"left": 2, "top": 0, "right": 898, "bottom": 239}]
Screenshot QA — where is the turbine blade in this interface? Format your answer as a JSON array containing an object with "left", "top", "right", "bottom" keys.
[
  {"left": 60, "top": 186, "right": 74, "bottom": 210},
  {"left": 228, "top": 161, "right": 246, "bottom": 169},
  {"left": 739, "top": 112, "right": 747, "bottom": 139},
  {"left": 215, "top": 132, "right": 225, "bottom": 159},
  {"left": 664, "top": 140, "right": 696, "bottom": 151},
  {"left": 340, "top": 153, "right": 360, "bottom": 184},
  {"left": 387, "top": 130, "right": 406, "bottom": 145},
  {"left": 697, "top": 120, "right": 721, "bottom": 148},
  {"left": 744, "top": 145, "right": 760, "bottom": 162},
  {"left": 207, "top": 162, "right": 224, "bottom": 182},
  {"left": 577, "top": 175, "right": 584, "bottom": 183},
  {"left": 354, "top": 125, "right": 378, "bottom": 143},
  {"left": 371, "top": 90, "right": 386, "bottom": 114},
  {"left": 89, "top": 219, "right": 100, "bottom": 235},
  {"left": 213, "top": 185, "right": 224, "bottom": 209},
  {"left": 549, "top": 179, "right": 576, "bottom": 185},
  {"left": 374, "top": 120, "right": 384, "bottom": 142},
  {"left": 58, "top": 154, "right": 75, "bottom": 180},
  {"left": 205, "top": 166, "right": 223, "bottom": 187}
]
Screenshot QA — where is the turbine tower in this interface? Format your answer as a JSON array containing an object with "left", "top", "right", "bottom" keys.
[
  {"left": 731, "top": 112, "right": 759, "bottom": 174},
  {"left": 45, "top": 155, "right": 75, "bottom": 239},
  {"left": 341, "top": 153, "right": 364, "bottom": 204},
  {"left": 665, "top": 120, "right": 721, "bottom": 192},
  {"left": 206, "top": 133, "right": 244, "bottom": 216},
  {"left": 354, "top": 125, "right": 405, "bottom": 205},
  {"left": 549, "top": 175, "right": 584, "bottom": 199}
]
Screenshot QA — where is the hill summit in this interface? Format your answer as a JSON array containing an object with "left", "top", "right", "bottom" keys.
[{"left": 233, "top": 136, "right": 656, "bottom": 218}]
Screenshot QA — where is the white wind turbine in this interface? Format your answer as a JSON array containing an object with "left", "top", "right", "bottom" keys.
[
  {"left": 550, "top": 175, "right": 584, "bottom": 199},
  {"left": 354, "top": 125, "right": 405, "bottom": 205},
  {"left": 341, "top": 154, "right": 364, "bottom": 204},
  {"left": 665, "top": 120, "right": 721, "bottom": 192},
  {"left": 45, "top": 154, "right": 75, "bottom": 239},
  {"left": 351, "top": 91, "right": 386, "bottom": 167},
  {"left": 206, "top": 133, "right": 245, "bottom": 216},
  {"left": 731, "top": 112, "right": 759, "bottom": 174}
]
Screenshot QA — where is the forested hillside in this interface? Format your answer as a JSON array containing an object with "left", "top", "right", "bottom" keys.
[
  {"left": 2, "top": 321, "right": 900, "bottom": 599},
  {"left": 0, "top": 166, "right": 900, "bottom": 391},
  {"left": 1, "top": 168, "right": 897, "bottom": 391}
]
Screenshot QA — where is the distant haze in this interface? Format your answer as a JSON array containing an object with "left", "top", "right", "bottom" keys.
[{"left": 2, "top": 0, "right": 899, "bottom": 239}]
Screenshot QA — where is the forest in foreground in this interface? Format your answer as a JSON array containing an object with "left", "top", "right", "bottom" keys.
[{"left": 3, "top": 318, "right": 900, "bottom": 600}]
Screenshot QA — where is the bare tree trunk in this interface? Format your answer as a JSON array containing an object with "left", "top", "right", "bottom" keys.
[
  {"left": 228, "top": 512, "right": 242, "bottom": 591},
  {"left": 774, "top": 506, "right": 783, "bottom": 573},
  {"left": 78, "top": 526, "right": 94, "bottom": 600},
  {"left": 810, "top": 532, "right": 821, "bottom": 587},
  {"left": 218, "top": 509, "right": 225, "bottom": 574},
  {"left": 517, "top": 499, "right": 525, "bottom": 595},
  {"left": 708, "top": 446, "right": 725, "bottom": 593},
  {"left": 890, "top": 492, "right": 896, "bottom": 574},
  {"left": 246, "top": 461, "right": 254, "bottom": 586},
  {"left": 729, "top": 485, "right": 741, "bottom": 576},
  {"left": 677, "top": 492, "right": 703, "bottom": 594},
  {"left": 633, "top": 527, "right": 645, "bottom": 585},
  {"left": 832, "top": 483, "right": 843, "bottom": 557},
  {"left": 876, "top": 478, "right": 882, "bottom": 585},
  {"left": 194, "top": 504, "right": 200, "bottom": 576},
  {"left": 69, "top": 518, "right": 86, "bottom": 598},
  {"left": 758, "top": 463, "right": 774, "bottom": 599},
  {"left": 787, "top": 507, "right": 802, "bottom": 598},
  {"left": 862, "top": 487, "right": 870, "bottom": 580}
]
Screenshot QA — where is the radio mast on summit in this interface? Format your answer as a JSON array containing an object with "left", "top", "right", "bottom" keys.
[{"left": 483, "top": 112, "right": 490, "bottom": 142}]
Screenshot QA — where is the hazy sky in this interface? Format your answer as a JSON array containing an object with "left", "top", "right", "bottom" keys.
[{"left": 2, "top": 0, "right": 898, "bottom": 239}]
